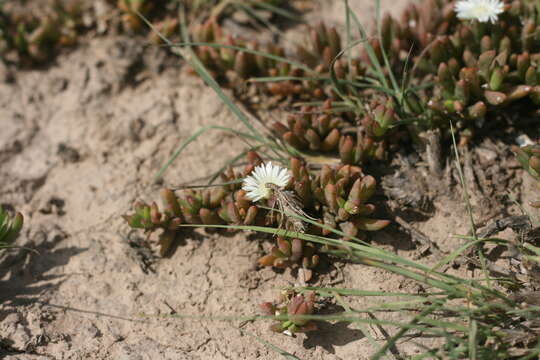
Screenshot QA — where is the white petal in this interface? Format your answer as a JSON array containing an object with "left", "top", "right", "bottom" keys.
[
  {"left": 244, "top": 177, "right": 258, "bottom": 187},
  {"left": 454, "top": 0, "right": 504, "bottom": 23},
  {"left": 241, "top": 162, "right": 291, "bottom": 202}
]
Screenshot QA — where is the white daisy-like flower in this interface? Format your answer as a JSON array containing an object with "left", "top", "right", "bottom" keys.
[
  {"left": 242, "top": 162, "right": 291, "bottom": 202},
  {"left": 455, "top": 0, "right": 504, "bottom": 24}
]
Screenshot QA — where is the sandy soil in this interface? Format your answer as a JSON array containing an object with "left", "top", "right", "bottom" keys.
[{"left": 1, "top": 1, "right": 538, "bottom": 359}]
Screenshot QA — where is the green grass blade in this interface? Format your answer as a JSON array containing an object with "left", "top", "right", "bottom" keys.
[
  {"left": 249, "top": 75, "right": 325, "bottom": 83},
  {"left": 374, "top": 0, "right": 400, "bottom": 95},
  {"left": 371, "top": 302, "right": 441, "bottom": 360},
  {"left": 345, "top": 1, "right": 389, "bottom": 89},
  {"left": 429, "top": 237, "right": 508, "bottom": 273},
  {"left": 250, "top": 1, "right": 302, "bottom": 22},
  {"left": 344, "top": 0, "right": 353, "bottom": 82},
  {"left": 167, "top": 41, "right": 315, "bottom": 74},
  {"left": 449, "top": 121, "right": 477, "bottom": 240},
  {"left": 449, "top": 121, "right": 492, "bottom": 288},
  {"left": 299, "top": 287, "right": 433, "bottom": 298},
  {"left": 232, "top": 2, "right": 289, "bottom": 40},
  {"left": 178, "top": 24, "right": 261, "bottom": 140},
  {"left": 468, "top": 319, "right": 477, "bottom": 360},
  {"left": 154, "top": 125, "right": 261, "bottom": 182},
  {"left": 399, "top": 46, "right": 417, "bottom": 103}
]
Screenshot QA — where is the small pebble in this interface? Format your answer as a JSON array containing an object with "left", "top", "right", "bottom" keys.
[{"left": 516, "top": 134, "right": 534, "bottom": 147}]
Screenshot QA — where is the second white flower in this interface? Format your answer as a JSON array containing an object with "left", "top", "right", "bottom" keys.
[{"left": 454, "top": 0, "right": 504, "bottom": 24}]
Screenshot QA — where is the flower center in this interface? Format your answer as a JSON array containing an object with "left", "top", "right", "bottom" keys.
[
  {"left": 261, "top": 182, "right": 280, "bottom": 199},
  {"left": 472, "top": 4, "right": 489, "bottom": 16}
]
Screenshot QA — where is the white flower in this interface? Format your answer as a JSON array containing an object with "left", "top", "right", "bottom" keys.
[
  {"left": 242, "top": 162, "right": 291, "bottom": 202},
  {"left": 455, "top": 0, "right": 504, "bottom": 24}
]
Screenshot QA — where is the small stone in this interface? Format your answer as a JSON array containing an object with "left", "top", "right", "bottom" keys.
[
  {"left": 283, "top": 329, "right": 294, "bottom": 337},
  {"left": 475, "top": 147, "right": 497, "bottom": 165},
  {"left": 516, "top": 134, "right": 534, "bottom": 147}
]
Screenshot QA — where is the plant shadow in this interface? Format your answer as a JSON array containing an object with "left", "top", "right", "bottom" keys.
[
  {"left": 0, "top": 225, "right": 86, "bottom": 306},
  {"left": 303, "top": 320, "right": 364, "bottom": 354}
]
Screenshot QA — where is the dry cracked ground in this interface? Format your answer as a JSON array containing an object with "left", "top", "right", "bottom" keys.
[{"left": 1, "top": 1, "right": 539, "bottom": 359}]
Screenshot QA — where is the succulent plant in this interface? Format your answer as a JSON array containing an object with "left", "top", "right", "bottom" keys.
[
  {"left": 149, "top": 16, "right": 179, "bottom": 44},
  {"left": 269, "top": 0, "right": 540, "bottom": 154},
  {"left": 189, "top": 18, "right": 286, "bottom": 85},
  {"left": 188, "top": 18, "right": 364, "bottom": 101},
  {"left": 117, "top": 0, "right": 154, "bottom": 32},
  {"left": 254, "top": 156, "right": 389, "bottom": 277},
  {"left": 187, "top": 0, "right": 540, "bottom": 147},
  {"left": 258, "top": 236, "right": 319, "bottom": 281},
  {"left": 272, "top": 99, "right": 404, "bottom": 164},
  {"left": 287, "top": 158, "right": 390, "bottom": 240},
  {"left": 260, "top": 290, "right": 318, "bottom": 334},
  {"left": 125, "top": 152, "right": 390, "bottom": 274},
  {"left": 124, "top": 151, "right": 277, "bottom": 255},
  {"left": 123, "top": 188, "right": 184, "bottom": 256},
  {"left": 272, "top": 101, "right": 345, "bottom": 153},
  {"left": 209, "top": 0, "right": 289, "bottom": 26},
  {"left": 515, "top": 143, "right": 540, "bottom": 179},
  {"left": 513, "top": 143, "right": 540, "bottom": 208},
  {"left": 0, "top": 206, "right": 24, "bottom": 247},
  {"left": 0, "top": 1, "right": 184, "bottom": 65},
  {"left": 392, "top": 0, "right": 540, "bottom": 127},
  {"left": 0, "top": 0, "right": 84, "bottom": 63}
]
